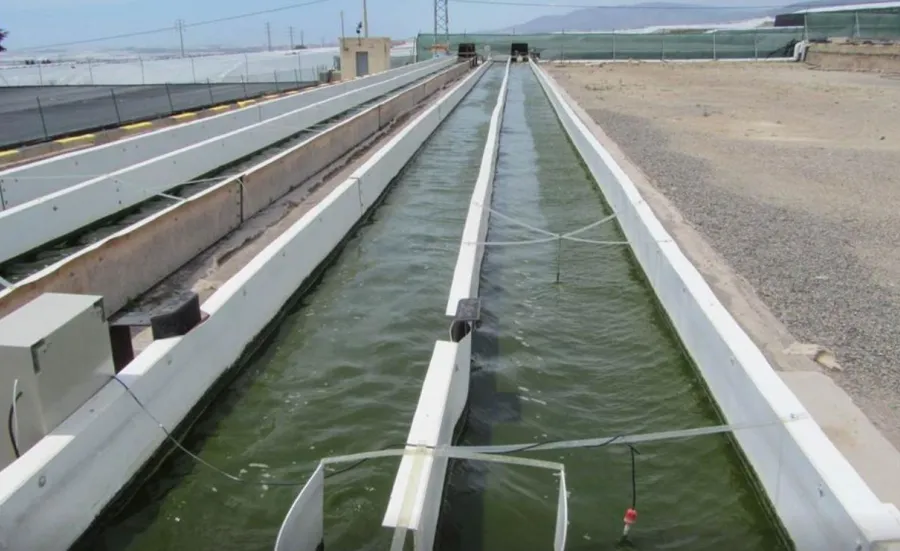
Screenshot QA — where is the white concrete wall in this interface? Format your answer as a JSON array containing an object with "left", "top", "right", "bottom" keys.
[
  {"left": 0, "top": 59, "right": 459, "bottom": 266},
  {"left": 0, "top": 60, "right": 489, "bottom": 551},
  {"left": 382, "top": 60, "right": 509, "bottom": 550},
  {"left": 445, "top": 59, "right": 510, "bottom": 316},
  {"left": 529, "top": 60, "right": 900, "bottom": 551},
  {"left": 0, "top": 57, "right": 454, "bottom": 209}
]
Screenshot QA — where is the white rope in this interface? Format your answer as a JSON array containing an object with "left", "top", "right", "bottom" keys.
[{"left": 464, "top": 203, "right": 627, "bottom": 247}]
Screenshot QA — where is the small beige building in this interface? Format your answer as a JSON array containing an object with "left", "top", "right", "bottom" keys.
[{"left": 340, "top": 37, "right": 392, "bottom": 79}]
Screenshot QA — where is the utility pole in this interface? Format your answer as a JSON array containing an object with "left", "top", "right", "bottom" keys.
[
  {"left": 265, "top": 22, "right": 272, "bottom": 52},
  {"left": 340, "top": 10, "right": 345, "bottom": 42},
  {"left": 301, "top": 30, "right": 305, "bottom": 47},
  {"left": 289, "top": 26, "right": 294, "bottom": 49},
  {"left": 434, "top": 0, "right": 449, "bottom": 46},
  {"left": 175, "top": 19, "right": 186, "bottom": 57},
  {"left": 363, "top": 0, "right": 369, "bottom": 37}
]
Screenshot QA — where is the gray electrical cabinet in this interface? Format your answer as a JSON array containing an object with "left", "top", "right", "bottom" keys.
[{"left": 0, "top": 293, "right": 114, "bottom": 467}]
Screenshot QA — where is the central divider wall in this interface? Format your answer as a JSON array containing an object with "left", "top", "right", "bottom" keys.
[
  {"left": 381, "top": 59, "right": 511, "bottom": 551},
  {"left": 0, "top": 59, "right": 459, "bottom": 266},
  {"left": 528, "top": 61, "right": 900, "bottom": 550},
  {"left": 0, "top": 60, "right": 492, "bottom": 551},
  {"left": 0, "top": 61, "right": 472, "bottom": 320},
  {"left": 0, "top": 57, "right": 453, "bottom": 208}
]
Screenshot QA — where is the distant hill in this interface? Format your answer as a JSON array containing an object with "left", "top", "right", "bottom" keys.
[{"left": 492, "top": 0, "right": 898, "bottom": 33}]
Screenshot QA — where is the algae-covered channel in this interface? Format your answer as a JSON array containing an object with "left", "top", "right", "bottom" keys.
[
  {"left": 76, "top": 63, "right": 788, "bottom": 551},
  {"left": 437, "top": 66, "right": 789, "bottom": 551}
]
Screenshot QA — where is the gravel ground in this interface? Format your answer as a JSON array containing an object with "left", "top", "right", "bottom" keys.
[{"left": 548, "top": 61, "right": 900, "bottom": 446}]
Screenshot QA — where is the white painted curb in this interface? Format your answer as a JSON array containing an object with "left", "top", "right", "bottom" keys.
[
  {"left": 529, "top": 59, "right": 900, "bottom": 551},
  {"left": 0, "top": 60, "right": 490, "bottom": 551}
]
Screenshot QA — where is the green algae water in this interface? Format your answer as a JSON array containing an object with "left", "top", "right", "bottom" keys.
[
  {"left": 77, "top": 64, "right": 787, "bottom": 551},
  {"left": 78, "top": 66, "right": 504, "bottom": 551},
  {"left": 436, "top": 66, "right": 788, "bottom": 551}
]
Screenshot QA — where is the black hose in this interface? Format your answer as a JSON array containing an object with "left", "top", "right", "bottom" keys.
[
  {"left": 7, "top": 390, "right": 23, "bottom": 459},
  {"left": 628, "top": 444, "right": 640, "bottom": 510}
]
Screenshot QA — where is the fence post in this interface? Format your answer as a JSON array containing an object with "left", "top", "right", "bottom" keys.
[
  {"left": 294, "top": 69, "right": 300, "bottom": 87},
  {"left": 613, "top": 30, "right": 617, "bottom": 61},
  {"left": 274, "top": 70, "right": 279, "bottom": 92},
  {"left": 206, "top": 78, "right": 214, "bottom": 104},
  {"left": 38, "top": 63, "right": 44, "bottom": 86},
  {"left": 241, "top": 75, "right": 248, "bottom": 98},
  {"left": 36, "top": 96, "right": 49, "bottom": 140},
  {"left": 110, "top": 88, "right": 122, "bottom": 124},
  {"left": 140, "top": 57, "right": 145, "bottom": 85},
  {"left": 88, "top": 58, "right": 95, "bottom": 85},
  {"left": 244, "top": 53, "right": 250, "bottom": 79},
  {"left": 713, "top": 31, "right": 717, "bottom": 61},
  {"left": 190, "top": 57, "right": 197, "bottom": 84},
  {"left": 754, "top": 30, "right": 759, "bottom": 60},
  {"left": 165, "top": 82, "right": 175, "bottom": 114},
  {"left": 854, "top": 11, "right": 861, "bottom": 39},
  {"left": 661, "top": 34, "right": 665, "bottom": 61}
]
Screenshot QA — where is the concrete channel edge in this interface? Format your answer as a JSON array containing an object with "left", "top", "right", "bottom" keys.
[
  {"left": 0, "top": 61, "right": 490, "bottom": 551},
  {"left": 381, "top": 59, "right": 511, "bottom": 550},
  {"left": 0, "top": 59, "right": 457, "bottom": 266},
  {"left": 0, "top": 57, "right": 454, "bottom": 209},
  {"left": 529, "top": 59, "right": 900, "bottom": 551}
]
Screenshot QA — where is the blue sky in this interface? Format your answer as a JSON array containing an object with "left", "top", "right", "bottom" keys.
[{"left": 1, "top": 0, "right": 569, "bottom": 51}]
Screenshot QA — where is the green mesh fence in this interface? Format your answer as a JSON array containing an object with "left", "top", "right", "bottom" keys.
[
  {"left": 415, "top": 29, "right": 805, "bottom": 62},
  {"left": 804, "top": 9, "right": 900, "bottom": 40}
]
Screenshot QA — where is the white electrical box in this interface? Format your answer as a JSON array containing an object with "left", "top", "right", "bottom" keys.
[{"left": 0, "top": 293, "right": 114, "bottom": 468}]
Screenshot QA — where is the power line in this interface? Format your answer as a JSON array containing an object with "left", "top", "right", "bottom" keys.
[
  {"left": 449, "top": 0, "right": 808, "bottom": 9},
  {"left": 14, "top": 0, "right": 332, "bottom": 52}
]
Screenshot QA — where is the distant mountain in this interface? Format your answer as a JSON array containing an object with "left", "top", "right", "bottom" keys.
[{"left": 493, "top": 0, "right": 898, "bottom": 33}]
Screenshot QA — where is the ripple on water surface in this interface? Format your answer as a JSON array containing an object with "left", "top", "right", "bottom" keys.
[
  {"left": 437, "top": 66, "right": 788, "bottom": 551},
  {"left": 79, "top": 67, "right": 505, "bottom": 551}
]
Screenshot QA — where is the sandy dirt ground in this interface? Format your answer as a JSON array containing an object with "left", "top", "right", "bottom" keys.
[{"left": 548, "top": 61, "right": 900, "bottom": 449}]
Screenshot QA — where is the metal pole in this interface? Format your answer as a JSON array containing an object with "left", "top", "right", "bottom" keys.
[
  {"left": 190, "top": 57, "right": 197, "bottom": 83},
  {"left": 294, "top": 68, "right": 300, "bottom": 87},
  {"left": 612, "top": 30, "right": 617, "bottom": 61},
  {"left": 341, "top": 11, "right": 345, "bottom": 42},
  {"left": 88, "top": 58, "right": 94, "bottom": 84},
  {"left": 241, "top": 75, "right": 248, "bottom": 98},
  {"left": 363, "top": 0, "right": 369, "bottom": 38},
  {"left": 140, "top": 57, "right": 145, "bottom": 85},
  {"left": 713, "top": 31, "right": 717, "bottom": 61},
  {"left": 165, "top": 82, "right": 175, "bottom": 114},
  {"left": 176, "top": 19, "right": 185, "bottom": 58},
  {"left": 297, "top": 54, "right": 303, "bottom": 81},
  {"left": 244, "top": 53, "right": 249, "bottom": 79},
  {"left": 110, "top": 88, "right": 122, "bottom": 124},
  {"left": 855, "top": 11, "right": 861, "bottom": 39},
  {"left": 274, "top": 71, "right": 279, "bottom": 92},
  {"left": 661, "top": 34, "right": 665, "bottom": 60},
  {"left": 266, "top": 22, "right": 272, "bottom": 52},
  {"left": 289, "top": 26, "right": 294, "bottom": 49},
  {"left": 206, "top": 78, "right": 214, "bottom": 103},
  {"left": 36, "top": 97, "right": 49, "bottom": 140},
  {"left": 37, "top": 63, "right": 44, "bottom": 86},
  {"left": 754, "top": 30, "right": 759, "bottom": 60}
]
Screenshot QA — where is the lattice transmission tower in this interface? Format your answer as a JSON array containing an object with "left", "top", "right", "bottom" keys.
[{"left": 434, "top": 0, "right": 449, "bottom": 47}]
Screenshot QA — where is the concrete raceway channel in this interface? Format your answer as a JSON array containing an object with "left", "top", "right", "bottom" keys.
[{"left": 1, "top": 54, "right": 899, "bottom": 551}]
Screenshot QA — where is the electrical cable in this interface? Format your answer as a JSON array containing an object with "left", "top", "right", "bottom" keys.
[
  {"left": 14, "top": 0, "right": 334, "bottom": 52},
  {"left": 7, "top": 380, "right": 22, "bottom": 459},
  {"left": 450, "top": 0, "right": 807, "bottom": 10},
  {"left": 110, "top": 374, "right": 393, "bottom": 486}
]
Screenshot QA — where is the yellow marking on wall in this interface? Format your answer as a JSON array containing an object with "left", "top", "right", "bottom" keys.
[
  {"left": 262, "top": 94, "right": 279, "bottom": 100},
  {"left": 171, "top": 112, "right": 197, "bottom": 120},
  {"left": 237, "top": 99, "right": 256, "bottom": 107},
  {"left": 55, "top": 134, "right": 96, "bottom": 145},
  {"left": 0, "top": 150, "right": 18, "bottom": 159},
  {"left": 210, "top": 105, "right": 230, "bottom": 111},
  {"left": 122, "top": 121, "right": 153, "bottom": 130}
]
